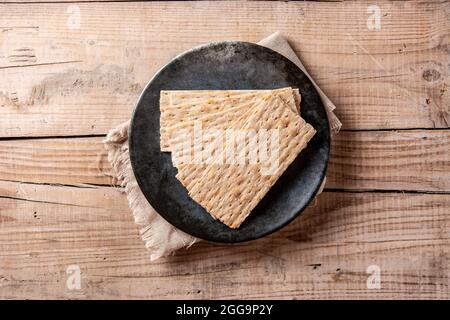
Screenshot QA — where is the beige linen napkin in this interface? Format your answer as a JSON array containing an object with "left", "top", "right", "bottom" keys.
[{"left": 103, "top": 32, "right": 341, "bottom": 261}]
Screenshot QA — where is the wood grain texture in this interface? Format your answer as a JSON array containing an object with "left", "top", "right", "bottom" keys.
[
  {"left": 0, "top": 137, "right": 113, "bottom": 185},
  {"left": 0, "top": 181, "right": 448, "bottom": 299},
  {"left": 2, "top": 130, "right": 449, "bottom": 192},
  {"left": 327, "top": 130, "right": 450, "bottom": 192},
  {"left": 0, "top": 0, "right": 449, "bottom": 138},
  {"left": 1, "top": 0, "right": 449, "bottom": 300},
  {"left": 1, "top": 0, "right": 131, "bottom": 2}
]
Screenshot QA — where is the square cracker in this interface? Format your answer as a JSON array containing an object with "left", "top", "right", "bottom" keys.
[
  {"left": 170, "top": 97, "right": 271, "bottom": 170},
  {"left": 160, "top": 88, "right": 300, "bottom": 151}
]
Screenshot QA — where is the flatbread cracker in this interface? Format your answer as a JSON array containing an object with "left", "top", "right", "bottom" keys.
[
  {"left": 171, "top": 98, "right": 269, "bottom": 172},
  {"left": 163, "top": 88, "right": 297, "bottom": 107},
  {"left": 163, "top": 94, "right": 266, "bottom": 151},
  {"left": 173, "top": 92, "right": 302, "bottom": 187},
  {"left": 160, "top": 88, "right": 300, "bottom": 151},
  {"left": 175, "top": 95, "right": 315, "bottom": 228},
  {"left": 169, "top": 97, "right": 271, "bottom": 167}
]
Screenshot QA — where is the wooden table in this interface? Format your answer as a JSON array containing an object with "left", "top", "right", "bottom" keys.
[{"left": 0, "top": 0, "right": 449, "bottom": 300}]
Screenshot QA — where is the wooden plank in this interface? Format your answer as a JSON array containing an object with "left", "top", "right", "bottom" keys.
[
  {"left": 0, "top": 0, "right": 449, "bottom": 138},
  {"left": 2, "top": 0, "right": 127, "bottom": 2},
  {"left": 1, "top": 0, "right": 130, "bottom": 2},
  {"left": 0, "top": 181, "right": 449, "bottom": 299},
  {"left": 0, "top": 136, "right": 113, "bottom": 185},
  {"left": 2, "top": 129, "right": 450, "bottom": 192},
  {"left": 327, "top": 130, "right": 450, "bottom": 192}
]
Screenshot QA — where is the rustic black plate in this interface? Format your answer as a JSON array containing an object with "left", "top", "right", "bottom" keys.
[{"left": 129, "top": 41, "right": 330, "bottom": 243}]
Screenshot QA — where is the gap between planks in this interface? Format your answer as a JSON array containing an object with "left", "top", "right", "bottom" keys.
[
  {"left": 1, "top": 129, "right": 449, "bottom": 192},
  {"left": 1, "top": 127, "right": 450, "bottom": 141},
  {"left": 1, "top": 179, "right": 450, "bottom": 207}
]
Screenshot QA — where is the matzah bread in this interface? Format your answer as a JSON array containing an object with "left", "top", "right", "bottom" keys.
[
  {"left": 172, "top": 98, "right": 268, "bottom": 183},
  {"left": 175, "top": 95, "right": 315, "bottom": 228},
  {"left": 169, "top": 94, "right": 281, "bottom": 166},
  {"left": 159, "top": 86, "right": 314, "bottom": 229},
  {"left": 160, "top": 88, "right": 300, "bottom": 151}
]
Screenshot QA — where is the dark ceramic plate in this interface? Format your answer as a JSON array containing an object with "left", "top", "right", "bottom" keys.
[{"left": 129, "top": 41, "right": 330, "bottom": 243}]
